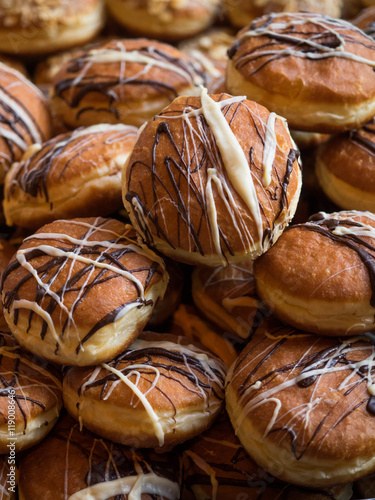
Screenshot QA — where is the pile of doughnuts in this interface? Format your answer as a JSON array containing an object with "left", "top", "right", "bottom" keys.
[{"left": 0, "top": 0, "right": 374, "bottom": 499}]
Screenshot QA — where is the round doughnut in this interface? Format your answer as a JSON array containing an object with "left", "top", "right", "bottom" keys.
[
  {"left": 352, "top": 7, "right": 375, "bottom": 39},
  {"left": 170, "top": 304, "right": 238, "bottom": 367},
  {"left": 0, "top": 330, "right": 62, "bottom": 454},
  {"left": 226, "top": 324, "right": 375, "bottom": 487},
  {"left": 315, "top": 118, "right": 375, "bottom": 211},
  {"left": 18, "top": 415, "right": 181, "bottom": 500},
  {"left": 3, "top": 123, "right": 138, "bottom": 230},
  {"left": 106, "top": 0, "right": 220, "bottom": 41},
  {"left": 63, "top": 332, "right": 227, "bottom": 449},
  {"left": 254, "top": 210, "right": 375, "bottom": 336},
  {"left": 50, "top": 39, "right": 206, "bottom": 129},
  {"left": 147, "top": 258, "right": 184, "bottom": 327},
  {"left": 192, "top": 262, "right": 266, "bottom": 341},
  {"left": 1, "top": 218, "right": 168, "bottom": 366},
  {"left": 0, "top": 64, "right": 52, "bottom": 183},
  {"left": 0, "top": 456, "right": 17, "bottom": 499},
  {"left": 0, "top": 0, "right": 105, "bottom": 56},
  {"left": 123, "top": 89, "right": 302, "bottom": 267},
  {"left": 224, "top": 0, "right": 343, "bottom": 29},
  {"left": 182, "top": 411, "right": 353, "bottom": 499},
  {"left": 226, "top": 13, "right": 375, "bottom": 133}
]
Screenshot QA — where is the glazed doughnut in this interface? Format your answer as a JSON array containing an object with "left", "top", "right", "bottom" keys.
[
  {"left": 0, "top": 330, "right": 62, "bottom": 454},
  {"left": 254, "top": 210, "right": 375, "bottom": 336},
  {"left": 3, "top": 123, "right": 138, "bottom": 230},
  {"left": 0, "top": 0, "right": 104, "bottom": 56},
  {"left": 179, "top": 29, "right": 235, "bottom": 93},
  {"left": 226, "top": 13, "right": 375, "bottom": 133},
  {"left": 63, "top": 332, "right": 227, "bottom": 449},
  {"left": 170, "top": 304, "right": 238, "bottom": 367},
  {"left": 352, "top": 7, "right": 375, "bottom": 39},
  {"left": 192, "top": 262, "right": 265, "bottom": 341},
  {"left": 315, "top": 118, "right": 375, "bottom": 211},
  {"left": 147, "top": 258, "right": 184, "bottom": 327},
  {"left": 1, "top": 218, "right": 168, "bottom": 366},
  {"left": 0, "top": 64, "right": 52, "bottom": 183},
  {"left": 123, "top": 89, "right": 302, "bottom": 267},
  {"left": 19, "top": 415, "right": 181, "bottom": 500},
  {"left": 224, "top": 0, "right": 343, "bottom": 29},
  {"left": 106, "top": 0, "right": 220, "bottom": 41},
  {"left": 226, "top": 324, "right": 375, "bottom": 487},
  {"left": 182, "top": 411, "right": 353, "bottom": 499},
  {"left": 0, "top": 457, "right": 16, "bottom": 500},
  {"left": 50, "top": 39, "right": 206, "bottom": 129}
]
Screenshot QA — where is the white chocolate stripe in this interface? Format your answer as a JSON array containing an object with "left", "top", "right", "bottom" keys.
[
  {"left": 262, "top": 112, "right": 277, "bottom": 187},
  {"left": 184, "top": 450, "right": 218, "bottom": 500},
  {"left": 68, "top": 472, "right": 180, "bottom": 500},
  {"left": 0, "top": 125, "right": 27, "bottom": 150}
]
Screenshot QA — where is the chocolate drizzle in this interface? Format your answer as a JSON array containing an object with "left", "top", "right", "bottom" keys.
[{"left": 349, "top": 117, "right": 375, "bottom": 155}]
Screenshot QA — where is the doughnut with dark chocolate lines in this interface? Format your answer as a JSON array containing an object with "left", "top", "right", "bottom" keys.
[
  {"left": 0, "top": 330, "right": 62, "bottom": 453},
  {"left": 1, "top": 218, "right": 168, "bottom": 366},
  {"left": 316, "top": 118, "right": 375, "bottom": 212},
  {"left": 226, "top": 324, "right": 375, "bottom": 487},
  {"left": 50, "top": 38, "right": 206, "bottom": 129},
  {"left": 63, "top": 332, "right": 227, "bottom": 449},
  {"left": 254, "top": 210, "right": 375, "bottom": 336},
  {"left": 226, "top": 13, "right": 375, "bottom": 133},
  {"left": 4, "top": 123, "right": 138, "bottom": 230},
  {"left": 123, "top": 89, "right": 302, "bottom": 267},
  {"left": 19, "top": 415, "right": 181, "bottom": 500},
  {"left": 0, "top": 64, "right": 52, "bottom": 183}
]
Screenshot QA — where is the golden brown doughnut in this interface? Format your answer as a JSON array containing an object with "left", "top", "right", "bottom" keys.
[
  {"left": 106, "top": 0, "right": 220, "bottom": 41},
  {"left": 63, "top": 332, "right": 227, "bottom": 449},
  {"left": 123, "top": 90, "right": 302, "bottom": 267},
  {"left": 1, "top": 218, "right": 168, "bottom": 366},
  {"left": 50, "top": 39, "right": 206, "bottom": 129},
  {"left": 0, "top": 0, "right": 105, "bottom": 56},
  {"left": 226, "top": 13, "right": 375, "bottom": 133},
  {"left": 224, "top": 0, "right": 343, "bottom": 29},
  {"left": 226, "top": 324, "right": 375, "bottom": 487},
  {"left": 0, "top": 330, "right": 62, "bottom": 454},
  {"left": 182, "top": 411, "right": 353, "bottom": 499},
  {"left": 170, "top": 304, "right": 238, "bottom": 367},
  {"left": 3, "top": 123, "right": 138, "bottom": 230},
  {"left": 254, "top": 210, "right": 375, "bottom": 336},
  {"left": 192, "top": 262, "right": 265, "bottom": 341},
  {"left": 315, "top": 118, "right": 375, "bottom": 211},
  {"left": 18, "top": 415, "right": 181, "bottom": 500},
  {"left": 0, "top": 64, "right": 52, "bottom": 183}
]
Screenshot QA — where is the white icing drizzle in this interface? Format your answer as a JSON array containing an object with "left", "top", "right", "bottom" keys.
[
  {"left": 184, "top": 450, "right": 218, "bottom": 500},
  {"left": 262, "top": 112, "right": 277, "bottom": 187},
  {"left": 237, "top": 13, "right": 375, "bottom": 68},
  {"left": 68, "top": 472, "right": 180, "bottom": 500}
]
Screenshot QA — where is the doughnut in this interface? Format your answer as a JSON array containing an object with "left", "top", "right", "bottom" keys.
[
  {"left": 63, "top": 332, "right": 227, "bottom": 449},
  {"left": 123, "top": 89, "right": 302, "bottom": 267},
  {"left": 192, "top": 262, "right": 266, "bottom": 341},
  {"left": 315, "top": 118, "right": 375, "bottom": 211},
  {"left": 182, "top": 411, "right": 353, "bottom": 499},
  {"left": 0, "top": 330, "right": 62, "bottom": 454},
  {"left": 3, "top": 123, "right": 138, "bottom": 230},
  {"left": 170, "top": 303, "right": 238, "bottom": 367},
  {"left": 1, "top": 218, "right": 168, "bottom": 366},
  {"left": 0, "top": 457, "right": 17, "bottom": 500},
  {"left": 226, "top": 324, "right": 375, "bottom": 487},
  {"left": 0, "top": 64, "right": 52, "bottom": 183},
  {"left": 224, "top": 0, "right": 343, "bottom": 29},
  {"left": 147, "top": 258, "right": 184, "bottom": 327},
  {"left": 18, "top": 415, "right": 181, "bottom": 500},
  {"left": 50, "top": 39, "right": 206, "bottom": 129},
  {"left": 226, "top": 13, "right": 375, "bottom": 133},
  {"left": 106, "top": 0, "right": 220, "bottom": 41},
  {"left": 254, "top": 210, "right": 375, "bottom": 336},
  {"left": 179, "top": 29, "right": 235, "bottom": 93},
  {"left": 0, "top": 0, "right": 105, "bottom": 56},
  {"left": 352, "top": 7, "right": 375, "bottom": 39}
]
